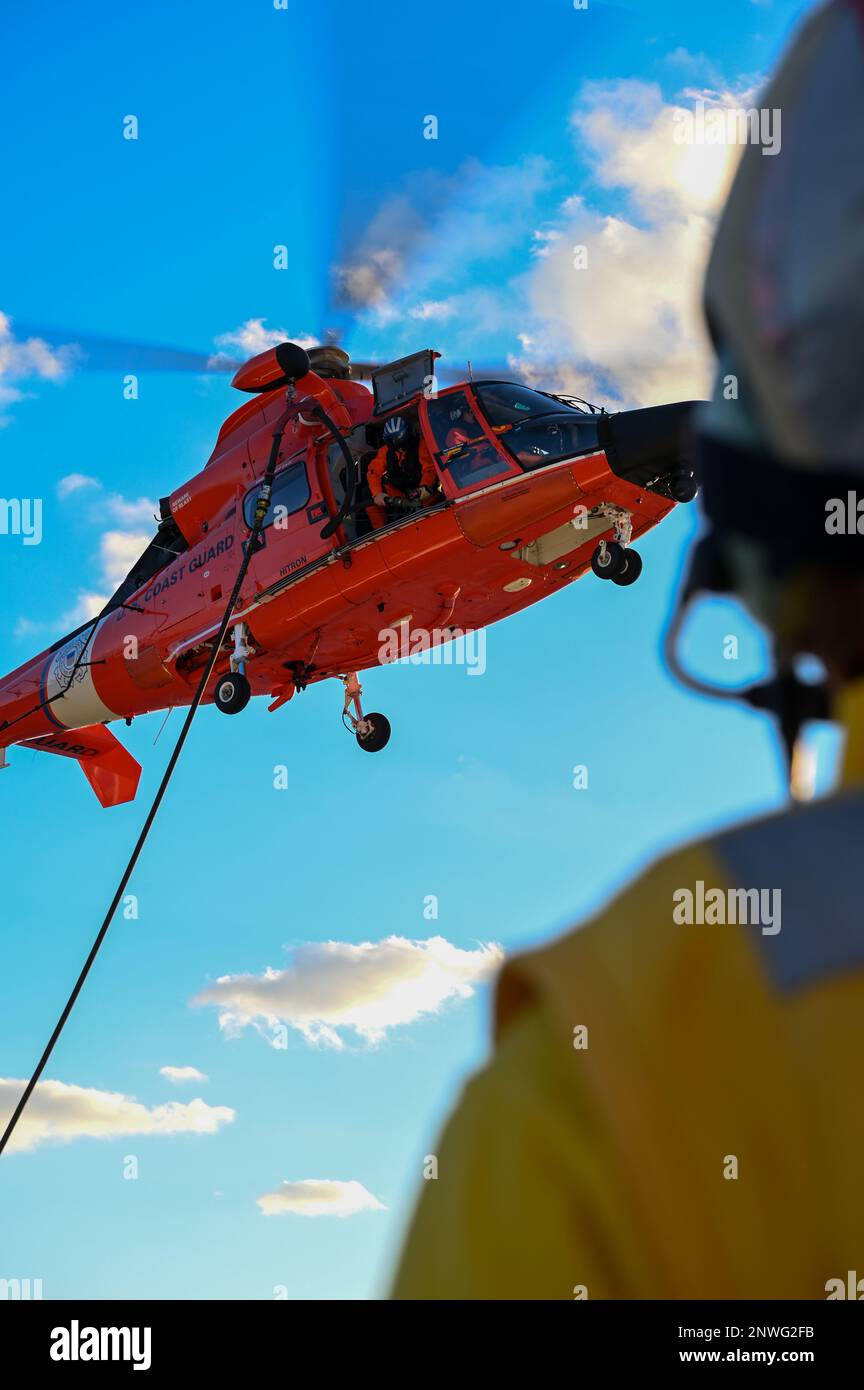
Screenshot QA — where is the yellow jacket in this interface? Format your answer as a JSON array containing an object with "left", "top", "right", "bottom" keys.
[{"left": 393, "top": 684, "right": 864, "bottom": 1299}]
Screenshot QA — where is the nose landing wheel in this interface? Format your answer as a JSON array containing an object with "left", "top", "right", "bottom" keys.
[
  {"left": 590, "top": 540, "right": 644, "bottom": 584},
  {"left": 612, "top": 547, "right": 643, "bottom": 586},
  {"left": 590, "top": 505, "right": 643, "bottom": 587},
  {"left": 341, "top": 673, "right": 391, "bottom": 753},
  {"left": 591, "top": 539, "right": 627, "bottom": 580}
]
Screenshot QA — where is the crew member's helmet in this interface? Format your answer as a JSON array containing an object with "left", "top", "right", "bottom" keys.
[
  {"left": 698, "top": 0, "right": 864, "bottom": 586},
  {"left": 383, "top": 416, "right": 408, "bottom": 443},
  {"left": 670, "top": 0, "right": 864, "bottom": 782}
]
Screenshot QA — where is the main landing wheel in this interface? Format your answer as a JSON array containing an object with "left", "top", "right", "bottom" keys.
[
  {"left": 214, "top": 672, "right": 251, "bottom": 715},
  {"left": 591, "top": 540, "right": 626, "bottom": 580},
  {"left": 612, "top": 548, "right": 643, "bottom": 586},
  {"left": 356, "top": 712, "right": 391, "bottom": 753}
]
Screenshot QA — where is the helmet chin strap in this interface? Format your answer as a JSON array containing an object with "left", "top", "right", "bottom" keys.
[{"left": 664, "top": 538, "right": 833, "bottom": 795}]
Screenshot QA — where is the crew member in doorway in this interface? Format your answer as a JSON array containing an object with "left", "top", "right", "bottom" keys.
[{"left": 367, "top": 416, "right": 438, "bottom": 529}]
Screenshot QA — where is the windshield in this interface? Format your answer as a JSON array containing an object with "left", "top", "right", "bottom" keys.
[
  {"left": 475, "top": 382, "right": 568, "bottom": 426},
  {"left": 496, "top": 414, "right": 602, "bottom": 470},
  {"left": 474, "top": 384, "right": 601, "bottom": 470}
]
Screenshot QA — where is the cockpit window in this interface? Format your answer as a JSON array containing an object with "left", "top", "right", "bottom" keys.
[
  {"left": 472, "top": 383, "right": 601, "bottom": 469},
  {"left": 426, "top": 391, "right": 509, "bottom": 489},
  {"left": 474, "top": 382, "right": 567, "bottom": 426},
  {"left": 243, "top": 457, "right": 310, "bottom": 529},
  {"left": 496, "top": 414, "right": 602, "bottom": 470}
]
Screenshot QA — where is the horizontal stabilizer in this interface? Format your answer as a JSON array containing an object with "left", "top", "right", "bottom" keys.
[{"left": 18, "top": 725, "right": 142, "bottom": 808}]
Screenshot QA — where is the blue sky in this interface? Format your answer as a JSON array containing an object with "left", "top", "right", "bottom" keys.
[{"left": 0, "top": 0, "right": 824, "bottom": 1299}]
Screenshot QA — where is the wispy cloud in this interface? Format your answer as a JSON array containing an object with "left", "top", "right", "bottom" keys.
[
  {"left": 18, "top": 530, "right": 152, "bottom": 637},
  {"left": 57, "top": 473, "right": 99, "bottom": 500},
  {"left": 18, "top": 482, "right": 158, "bottom": 638},
  {"left": 212, "top": 318, "right": 318, "bottom": 364},
  {"left": 256, "top": 1179, "right": 385, "bottom": 1218},
  {"left": 336, "top": 78, "right": 750, "bottom": 406},
  {"left": 193, "top": 935, "right": 503, "bottom": 1047},
  {"left": 0, "top": 1078, "right": 234, "bottom": 1154},
  {"left": 103, "top": 494, "right": 157, "bottom": 528},
  {"left": 159, "top": 1065, "right": 208, "bottom": 1085},
  {"left": 511, "top": 78, "right": 748, "bottom": 406},
  {"left": 0, "top": 311, "right": 77, "bottom": 424}
]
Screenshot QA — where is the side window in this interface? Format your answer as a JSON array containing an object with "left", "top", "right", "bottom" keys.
[
  {"left": 244, "top": 458, "right": 310, "bottom": 529},
  {"left": 427, "top": 391, "right": 481, "bottom": 453},
  {"left": 426, "top": 392, "right": 508, "bottom": 490}
]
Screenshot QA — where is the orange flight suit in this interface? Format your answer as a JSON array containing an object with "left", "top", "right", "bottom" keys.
[{"left": 366, "top": 437, "right": 437, "bottom": 529}]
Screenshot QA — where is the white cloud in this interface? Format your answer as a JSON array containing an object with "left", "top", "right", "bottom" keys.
[
  {"left": 577, "top": 79, "right": 741, "bottom": 216},
  {"left": 0, "top": 312, "right": 75, "bottom": 381},
  {"left": 0, "top": 311, "right": 77, "bottom": 423},
  {"left": 99, "top": 528, "right": 152, "bottom": 588},
  {"left": 256, "top": 1179, "right": 385, "bottom": 1218},
  {"left": 59, "top": 483, "right": 156, "bottom": 592},
  {"left": 62, "top": 591, "right": 109, "bottom": 627},
  {"left": 212, "top": 318, "right": 318, "bottom": 364},
  {"left": 160, "top": 1065, "right": 208, "bottom": 1085},
  {"left": 193, "top": 935, "right": 503, "bottom": 1047},
  {"left": 336, "top": 83, "right": 748, "bottom": 407},
  {"left": 0, "top": 385, "right": 26, "bottom": 424},
  {"left": 409, "top": 300, "right": 457, "bottom": 322},
  {"left": 17, "top": 587, "right": 109, "bottom": 641},
  {"left": 17, "top": 477, "right": 157, "bottom": 640},
  {"left": 49, "top": 528, "right": 150, "bottom": 628},
  {"left": 512, "top": 80, "right": 747, "bottom": 407},
  {"left": 58, "top": 474, "right": 157, "bottom": 527},
  {"left": 103, "top": 494, "right": 157, "bottom": 527},
  {"left": 57, "top": 473, "right": 99, "bottom": 499},
  {"left": 0, "top": 1078, "right": 234, "bottom": 1154}
]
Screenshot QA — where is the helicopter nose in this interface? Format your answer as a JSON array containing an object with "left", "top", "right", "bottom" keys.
[{"left": 599, "top": 400, "right": 702, "bottom": 493}]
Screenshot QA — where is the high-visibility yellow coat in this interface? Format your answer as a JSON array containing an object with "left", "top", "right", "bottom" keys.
[{"left": 393, "top": 682, "right": 864, "bottom": 1300}]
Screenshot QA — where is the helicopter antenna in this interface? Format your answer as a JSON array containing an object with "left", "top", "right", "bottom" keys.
[{"left": 467, "top": 360, "right": 474, "bottom": 382}]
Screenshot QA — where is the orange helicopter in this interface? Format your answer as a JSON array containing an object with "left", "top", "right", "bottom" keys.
[{"left": 0, "top": 340, "right": 699, "bottom": 807}]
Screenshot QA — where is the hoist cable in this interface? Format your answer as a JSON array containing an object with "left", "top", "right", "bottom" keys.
[{"left": 0, "top": 397, "right": 296, "bottom": 1158}]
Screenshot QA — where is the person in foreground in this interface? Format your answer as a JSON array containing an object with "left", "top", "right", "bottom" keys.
[{"left": 392, "top": 0, "right": 864, "bottom": 1300}]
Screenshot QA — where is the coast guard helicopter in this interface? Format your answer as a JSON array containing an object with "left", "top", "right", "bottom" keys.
[{"left": 0, "top": 338, "right": 699, "bottom": 806}]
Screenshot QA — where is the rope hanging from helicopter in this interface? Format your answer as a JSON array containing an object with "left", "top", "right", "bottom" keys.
[{"left": 0, "top": 390, "right": 306, "bottom": 1158}]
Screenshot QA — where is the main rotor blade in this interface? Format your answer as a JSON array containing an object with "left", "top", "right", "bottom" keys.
[{"left": 14, "top": 323, "right": 243, "bottom": 375}]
